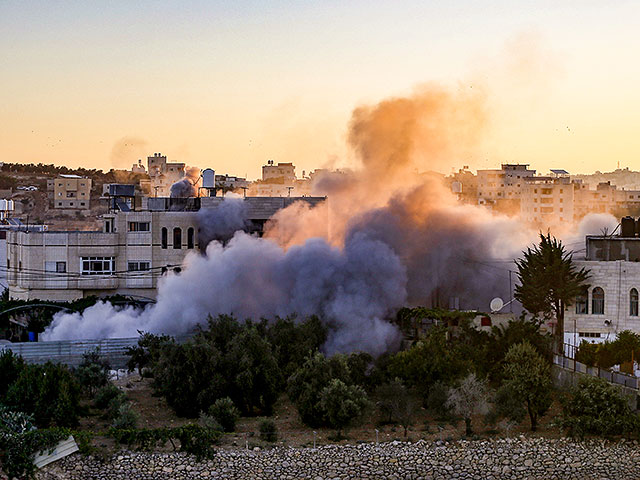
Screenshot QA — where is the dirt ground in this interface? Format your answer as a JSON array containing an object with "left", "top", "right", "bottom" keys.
[{"left": 89, "top": 373, "right": 566, "bottom": 451}]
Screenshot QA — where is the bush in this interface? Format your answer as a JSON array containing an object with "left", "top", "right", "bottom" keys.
[
  {"left": 111, "top": 402, "right": 138, "bottom": 429},
  {"left": 198, "top": 412, "right": 222, "bottom": 432},
  {"left": 319, "top": 379, "right": 369, "bottom": 437},
  {"left": 75, "top": 348, "right": 111, "bottom": 397},
  {"left": 94, "top": 384, "right": 122, "bottom": 410},
  {"left": 445, "top": 374, "right": 490, "bottom": 436},
  {"left": 259, "top": 419, "right": 278, "bottom": 442},
  {"left": 425, "top": 382, "right": 452, "bottom": 420},
  {"left": 107, "top": 392, "right": 130, "bottom": 421},
  {"left": 208, "top": 397, "right": 240, "bottom": 432},
  {"left": 558, "top": 376, "right": 639, "bottom": 438},
  {"left": 485, "top": 384, "right": 526, "bottom": 427}
]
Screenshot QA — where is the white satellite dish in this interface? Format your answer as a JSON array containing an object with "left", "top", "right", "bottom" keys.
[{"left": 490, "top": 297, "right": 504, "bottom": 312}]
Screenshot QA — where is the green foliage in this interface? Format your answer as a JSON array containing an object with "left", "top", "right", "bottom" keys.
[
  {"left": 0, "top": 351, "right": 25, "bottom": 398},
  {"left": 126, "top": 332, "right": 174, "bottom": 375},
  {"left": 208, "top": 397, "right": 240, "bottom": 432},
  {"left": 387, "top": 326, "right": 469, "bottom": 398},
  {"left": 319, "top": 379, "right": 369, "bottom": 437},
  {"left": 0, "top": 425, "right": 70, "bottom": 480},
  {"left": 109, "top": 425, "right": 221, "bottom": 460},
  {"left": 75, "top": 348, "right": 110, "bottom": 397},
  {"left": 259, "top": 419, "right": 278, "bottom": 442},
  {"left": 576, "top": 331, "right": 640, "bottom": 369},
  {"left": 4, "top": 362, "right": 81, "bottom": 428},
  {"left": 485, "top": 384, "right": 527, "bottom": 427},
  {"left": 502, "top": 341, "right": 552, "bottom": 431},
  {"left": 111, "top": 403, "right": 138, "bottom": 429},
  {"left": 375, "top": 379, "right": 416, "bottom": 437},
  {"left": 93, "top": 385, "right": 122, "bottom": 410},
  {"left": 514, "top": 233, "right": 590, "bottom": 347},
  {"left": 558, "top": 376, "right": 639, "bottom": 438},
  {"left": 265, "top": 316, "right": 327, "bottom": 385},
  {"left": 425, "top": 381, "right": 452, "bottom": 420}
]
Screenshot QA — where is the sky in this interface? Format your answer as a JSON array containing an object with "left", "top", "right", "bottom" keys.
[{"left": 1, "top": 1, "right": 639, "bottom": 179}]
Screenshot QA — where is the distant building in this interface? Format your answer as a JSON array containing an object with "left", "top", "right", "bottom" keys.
[
  {"left": 132, "top": 159, "right": 146, "bottom": 174},
  {"left": 249, "top": 161, "right": 312, "bottom": 197},
  {"left": 520, "top": 175, "right": 574, "bottom": 224},
  {"left": 477, "top": 164, "right": 536, "bottom": 214},
  {"left": 52, "top": 175, "right": 92, "bottom": 209},
  {"left": 6, "top": 196, "right": 326, "bottom": 301},
  {"left": 147, "top": 153, "right": 185, "bottom": 197}
]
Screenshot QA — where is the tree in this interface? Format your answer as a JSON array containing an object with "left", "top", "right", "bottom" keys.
[
  {"left": 376, "top": 378, "right": 417, "bottom": 436},
  {"left": 319, "top": 379, "right": 369, "bottom": 438},
  {"left": 515, "top": 233, "right": 590, "bottom": 352},
  {"left": 75, "top": 348, "right": 111, "bottom": 397},
  {"left": 208, "top": 397, "right": 240, "bottom": 432},
  {"left": 502, "top": 341, "right": 552, "bottom": 431},
  {"left": 445, "top": 373, "right": 489, "bottom": 436},
  {"left": 558, "top": 376, "right": 638, "bottom": 438}
]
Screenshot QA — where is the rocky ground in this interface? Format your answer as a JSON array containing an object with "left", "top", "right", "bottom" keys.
[{"left": 38, "top": 436, "right": 640, "bottom": 480}]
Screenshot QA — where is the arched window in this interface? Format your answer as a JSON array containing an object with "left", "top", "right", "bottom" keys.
[
  {"left": 575, "top": 287, "right": 588, "bottom": 314},
  {"left": 161, "top": 227, "right": 168, "bottom": 249},
  {"left": 187, "top": 227, "right": 194, "bottom": 249},
  {"left": 631, "top": 288, "right": 639, "bottom": 316},
  {"left": 592, "top": 287, "right": 605, "bottom": 315},
  {"left": 173, "top": 227, "right": 182, "bottom": 249}
]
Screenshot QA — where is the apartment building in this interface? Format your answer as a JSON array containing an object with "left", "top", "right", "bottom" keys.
[
  {"left": 520, "top": 176, "right": 575, "bottom": 224},
  {"left": 477, "top": 164, "right": 536, "bottom": 214},
  {"left": 52, "top": 175, "right": 92, "bottom": 209},
  {"left": 564, "top": 227, "right": 640, "bottom": 347},
  {"left": 6, "top": 196, "right": 326, "bottom": 302}
]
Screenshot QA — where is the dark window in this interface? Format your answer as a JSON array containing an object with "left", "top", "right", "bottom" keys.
[
  {"left": 128, "top": 261, "right": 150, "bottom": 271},
  {"left": 161, "top": 227, "right": 168, "bottom": 249},
  {"left": 575, "top": 288, "right": 588, "bottom": 314},
  {"left": 187, "top": 227, "right": 194, "bottom": 249},
  {"left": 129, "top": 222, "right": 150, "bottom": 232},
  {"left": 480, "top": 316, "right": 492, "bottom": 327},
  {"left": 592, "top": 287, "right": 605, "bottom": 315},
  {"left": 173, "top": 227, "right": 182, "bottom": 249},
  {"left": 631, "top": 288, "right": 639, "bottom": 316}
]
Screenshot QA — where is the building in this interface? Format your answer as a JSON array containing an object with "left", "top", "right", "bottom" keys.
[
  {"left": 564, "top": 225, "right": 640, "bottom": 347},
  {"left": 52, "top": 175, "right": 92, "bottom": 209},
  {"left": 248, "top": 161, "right": 312, "bottom": 197},
  {"left": 6, "top": 196, "right": 326, "bottom": 301},
  {"left": 261, "top": 160, "right": 296, "bottom": 183},
  {"left": 520, "top": 175, "right": 575, "bottom": 224},
  {"left": 147, "top": 153, "right": 186, "bottom": 197},
  {"left": 477, "top": 164, "right": 536, "bottom": 214}
]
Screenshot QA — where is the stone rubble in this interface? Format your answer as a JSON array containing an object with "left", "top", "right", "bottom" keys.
[{"left": 37, "top": 437, "right": 640, "bottom": 480}]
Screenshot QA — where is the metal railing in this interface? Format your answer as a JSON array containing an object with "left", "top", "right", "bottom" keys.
[{"left": 553, "top": 354, "right": 639, "bottom": 390}]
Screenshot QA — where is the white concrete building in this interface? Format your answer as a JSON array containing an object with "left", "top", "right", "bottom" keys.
[
  {"left": 147, "top": 153, "right": 186, "bottom": 197},
  {"left": 564, "top": 233, "right": 640, "bottom": 347},
  {"left": 520, "top": 176, "right": 575, "bottom": 224},
  {"left": 6, "top": 196, "right": 326, "bottom": 302}
]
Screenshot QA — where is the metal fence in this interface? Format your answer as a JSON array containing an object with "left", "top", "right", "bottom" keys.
[
  {"left": 553, "top": 354, "right": 639, "bottom": 390},
  {"left": 0, "top": 336, "right": 190, "bottom": 369}
]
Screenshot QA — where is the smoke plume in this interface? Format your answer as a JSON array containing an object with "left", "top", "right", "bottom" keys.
[
  {"left": 43, "top": 84, "right": 599, "bottom": 355},
  {"left": 170, "top": 167, "right": 201, "bottom": 198}
]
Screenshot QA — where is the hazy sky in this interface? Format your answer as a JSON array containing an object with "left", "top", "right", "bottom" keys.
[{"left": 1, "top": 1, "right": 639, "bottom": 179}]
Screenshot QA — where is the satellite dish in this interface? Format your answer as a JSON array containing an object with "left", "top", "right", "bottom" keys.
[{"left": 490, "top": 297, "right": 504, "bottom": 312}]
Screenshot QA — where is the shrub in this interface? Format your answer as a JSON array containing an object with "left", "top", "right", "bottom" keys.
[
  {"left": 208, "top": 397, "right": 240, "bottom": 432},
  {"left": 485, "top": 384, "right": 526, "bottom": 427},
  {"left": 259, "top": 419, "right": 278, "bottom": 442},
  {"left": 558, "top": 376, "right": 639, "bottom": 438},
  {"left": 111, "top": 402, "right": 138, "bottom": 429},
  {"left": 445, "top": 374, "right": 489, "bottom": 436},
  {"left": 198, "top": 412, "right": 222, "bottom": 432},
  {"left": 425, "top": 382, "right": 452, "bottom": 420},
  {"left": 94, "top": 384, "right": 122, "bottom": 410},
  {"left": 75, "top": 348, "right": 110, "bottom": 397},
  {"left": 107, "top": 392, "right": 129, "bottom": 421},
  {"left": 375, "top": 378, "right": 417, "bottom": 436}
]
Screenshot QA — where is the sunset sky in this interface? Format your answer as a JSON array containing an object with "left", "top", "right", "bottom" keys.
[{"left": 1, "top": 1, "right": 639, "bottom": 179}]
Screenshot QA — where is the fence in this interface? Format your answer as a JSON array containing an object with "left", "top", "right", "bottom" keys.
[
  {"left": 0, "top": 335, "right": 190, "bottom": 369},
  {"left": 553, "top": 354, "right": 639, "bottom": 390}
]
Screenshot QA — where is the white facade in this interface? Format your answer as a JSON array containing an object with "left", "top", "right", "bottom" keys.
[{"left": 520, "top": 177, "right": 575, "bottom": 224}]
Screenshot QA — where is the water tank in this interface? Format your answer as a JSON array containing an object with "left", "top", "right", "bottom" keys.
[
  {"left": 621, "top": 216, "right": 636, "bottom": 237},
  {"left": 202, "top": 168, "right": 215, "bottom": 189}
]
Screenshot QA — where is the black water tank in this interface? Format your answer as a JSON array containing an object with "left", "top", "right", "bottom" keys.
[{"left": 621, "top": 216, "right": 636, "bottom": 237}]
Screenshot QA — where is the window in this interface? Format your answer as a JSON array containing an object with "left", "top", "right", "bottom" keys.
[
  {"left": 579, "top": 332, "right": 601, "bottom": 338},
  {"left": 592, "top": 287, "right": 605, "bottom": 315},
  {"left": 81, "top": 257, "right": 114, "bottom": 275},
  {"left": 128, "top": 261, "right": 150, "bottom": 271},
  {"left": 575, "top": 288, "right": 588, "bottom": 314},
  {"left": 187, "top": 227, "right": 194, "bottom": 249},
  {"left": 70, "top": 202, "right": 74, "bottom": 206},
  {"left": 80, "top": 202, "right": 85, "bottom": 206},
  {"left": 161, "top": 227, "right": 168, "bottom": 249},
  {"left": 58, "top": 202, "right": 62, "bottom": 206},
  {"left": 631, "top": 288, "right": 639, "bottom": 316},
  {"left": 540, "top": 207, "right": 554, "bottom": 213},
  {"left": 66, "top": 192, "right": 75, "bottom": 197},
  {"left": 128, "top": 221, "right": 150, "bottom": 232},
  {"left": 173, "top": 227, "right": 182, "bottom": 249},
  {"left": 480, "top": 316, "right": 492, "bottom": 327},
  {"left": 44, "top": 261, "right": 66, "bottom": 273}
]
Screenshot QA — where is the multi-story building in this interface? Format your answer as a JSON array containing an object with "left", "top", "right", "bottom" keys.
[
  {"left": 6, "top": 196, "right": 326, "bottom": 302},
  {"left": 147, "top": 153, "right": 186, "bottom": 197},
  {"left": 261, "top": 160, "right": 296, "bottom": 183},
  {"left": 52, "top": 175, "right": 92, "bottom": 209},
  {"left": 564, "top": 226, "right": 640, "bottom": 347},
  {"left": 477, "top": 164, "right": 536, "bottom": 214},
  {"left": 520, "top": 175, "right": 575, "bottom": 224}
]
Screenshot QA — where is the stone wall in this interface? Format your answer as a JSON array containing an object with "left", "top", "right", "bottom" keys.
[{"left": 38, "top": 437, "right": 640, "bottom": 480}]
